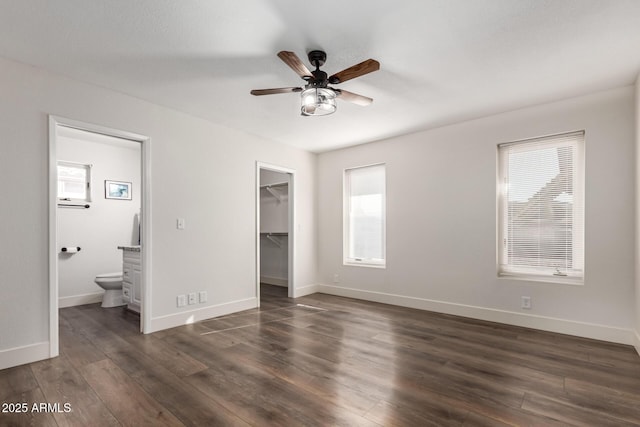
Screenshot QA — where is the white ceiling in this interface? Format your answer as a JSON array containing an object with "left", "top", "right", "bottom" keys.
[{"left": 1, "top": 0, "right": 639, "bottom": 152}]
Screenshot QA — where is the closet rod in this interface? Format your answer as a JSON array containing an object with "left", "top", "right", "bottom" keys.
[
  {"left": 260, "top": 232, "right": 288, "bottom": 236},
  {"left": 265, "top": 234, "right": 282, "bottom": 248},
  {"left": 259, "top": 181, "right": 288, "bottom": 189}
]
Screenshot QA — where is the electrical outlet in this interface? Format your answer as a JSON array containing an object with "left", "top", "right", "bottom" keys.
[
  {"left": 177, "top": 295, "right": 186, "bottom": 307},
  {"left": 521, "top": 296, "right": 531, "bottom": 309},
  {"left": 333, "top": 274, "right": 339, "bottom": 283},
  {"left": 199, "top": 291, "right": 207, "bottom": 303},
  {"left": 188, "top": 292, "right": 197, "bottom": 305},
  {"left": 177, "top": 218, "right": 186, "bottom": 230}
]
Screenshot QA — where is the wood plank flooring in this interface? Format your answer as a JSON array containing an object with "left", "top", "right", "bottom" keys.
[{"left": 2, "top": 284, "right": 640, "bottom": 426}]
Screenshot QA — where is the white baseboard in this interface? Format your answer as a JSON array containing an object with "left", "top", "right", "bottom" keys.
[
  {"left": 293, "top": 283, "right": 320, "bottom": 298},
  {"left": 59, "top": 292, "right": 104, "bottom": 308},
  {"left": 0, "top": 341, "right": 51, "bottom": 370},
  {"left": 260, "top": 276, "right": 288, "bottom": 287},
  {"left": 146, "top": 297, "right": 258, "bottom": 333},
  {"left": 634, "top": 330, "right": 640, "bottom": 356},
  {"left": 317, "top": 284, "right": 634, "bottom": 345}
]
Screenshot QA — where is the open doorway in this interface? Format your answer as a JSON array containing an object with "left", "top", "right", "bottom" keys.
[
  {"left": 256, "top": 162, "right": 295, "bottom": 302},
  {"left": 48, "top": 117, "right": 150, "bottom": 358}
]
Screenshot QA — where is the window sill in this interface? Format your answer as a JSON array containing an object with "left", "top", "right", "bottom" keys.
[
  {"left": 344, "top": 261, "right": 386, "bottom": 269},
  {"left": 498, "top": 272, "right": 583, "bottom": 286},
  {"left": 58, "top": 199, "right": 91, "bottom": 203}
]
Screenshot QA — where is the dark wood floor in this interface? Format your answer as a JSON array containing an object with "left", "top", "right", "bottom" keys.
[{"left": 2, "top": 285, "right": 640, "bottom": 426}]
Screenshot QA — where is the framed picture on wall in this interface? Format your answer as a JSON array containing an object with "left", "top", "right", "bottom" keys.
[{"left": 105, "top": 180, "right": 132, "bottom": 200}]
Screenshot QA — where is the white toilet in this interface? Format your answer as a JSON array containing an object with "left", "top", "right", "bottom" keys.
[{"left": 94, "top": 272, "right": 126, "bottom": 308}]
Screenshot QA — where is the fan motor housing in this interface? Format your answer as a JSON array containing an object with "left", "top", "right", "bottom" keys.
[{"left": 308, "top": 70, "right": 328, "bottom": 88}]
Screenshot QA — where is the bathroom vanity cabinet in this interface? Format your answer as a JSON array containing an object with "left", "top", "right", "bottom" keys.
[{"left": 118, "top": 246, "right": 141, "bottom": 313}]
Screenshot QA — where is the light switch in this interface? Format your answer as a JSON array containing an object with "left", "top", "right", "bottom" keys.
[{"left": 177, "top": 218, "right": 186, "bottom": 230}]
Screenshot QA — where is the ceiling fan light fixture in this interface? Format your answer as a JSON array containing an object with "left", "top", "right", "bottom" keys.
[
  {"left": 251, "top": 50, "right": 379, "bottom": 115},
  {"left": 301, "top": 87, "right": 336, "bottom": 116}
]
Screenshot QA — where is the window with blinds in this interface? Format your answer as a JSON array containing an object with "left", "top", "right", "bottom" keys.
[
  {"left": 57, "top": 161, "right": 92, "bottom": 202},
  {"left": 498, "top": 131, "right": 584, "bottom": 282},
  {"left": 344, "top": 163, "right": 386, "bottom": 267}
]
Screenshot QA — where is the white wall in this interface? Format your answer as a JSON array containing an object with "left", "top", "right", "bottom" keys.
[
  {"left": 259, "top": 169, "right": 289, "bottom": 286},
  {"left": 635, "top": 74, "right": 640, "bottom": 354},
  {"left": 318, "top": 86, "right": 636, "bottom": 344},
  {"left": 57, "top": 131, "right": 141, "bottom": 306},
  {"left": 0, "top": 57, "right": 317, "bottom": 368}
]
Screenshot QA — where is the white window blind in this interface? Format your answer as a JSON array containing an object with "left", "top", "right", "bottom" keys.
[
  {"left": 344, "top": 164, "right": 386, "bottom": 267},
  {"left": 498, "top": 131, "right": 584, "bottom": 281},
  {"left": 58, "top": 161, "right": 92, "bottom": 202}
]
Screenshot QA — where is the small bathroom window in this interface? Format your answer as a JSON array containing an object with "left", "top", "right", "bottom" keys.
[{"left": 57, "top": 161, "right": 92, "bottom": 202}]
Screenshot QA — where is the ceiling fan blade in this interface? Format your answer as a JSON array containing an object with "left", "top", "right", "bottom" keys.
[
  {"left": 277, "top": 51, "right": 313, "bottom": 79},
  {"left": 329, "top": 59, "right": 380, "bottom": 84},
  {"left": 250, "top": 87, "right": 302, "bottom": 96},
  {"left": 335, "top": 89, "right": 373, "bottom": 106}
]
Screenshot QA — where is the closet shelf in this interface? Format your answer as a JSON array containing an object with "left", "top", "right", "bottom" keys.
[{"left": 260, "top": 182, "right": 288, "bottom": 203}]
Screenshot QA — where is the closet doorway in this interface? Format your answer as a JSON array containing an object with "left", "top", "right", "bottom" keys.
[{"left": 256, "top": 162, "right": 295, "bottom": 301}]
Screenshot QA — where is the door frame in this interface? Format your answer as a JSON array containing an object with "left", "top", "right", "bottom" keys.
[
  {"left": 256, "top": 162, "right": 296, "bottom": 301},
  {"left": 48, "top": 116, "right": 152, "bottom": 357}
]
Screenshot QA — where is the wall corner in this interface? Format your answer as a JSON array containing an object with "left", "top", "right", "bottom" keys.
[{"left": 635, "top": 72, "right": 640, "bottom": 353}]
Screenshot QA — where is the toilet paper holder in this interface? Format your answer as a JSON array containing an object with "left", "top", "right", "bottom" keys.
[{"left": 61, "top": 247, "right": 81, "bottom": 253}]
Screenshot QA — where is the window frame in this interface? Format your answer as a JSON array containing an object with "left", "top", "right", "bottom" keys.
[
  {"left": 57, "top": 160, "right": 92, "bottom": 203},
  {"left": 497, "top": 131, "right": 585, "bottom": 284},
  {"left": 343, "top": 163, "right": 387, "bottom": 268}
]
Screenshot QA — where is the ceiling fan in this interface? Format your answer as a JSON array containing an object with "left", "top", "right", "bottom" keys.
[{"left": 250, "top": 50, "right": 380, "bottom": 116}]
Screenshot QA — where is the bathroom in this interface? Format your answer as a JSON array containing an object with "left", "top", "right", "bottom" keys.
[{"left": 57, "top": 126, "right": 141, "bottom": 318}]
